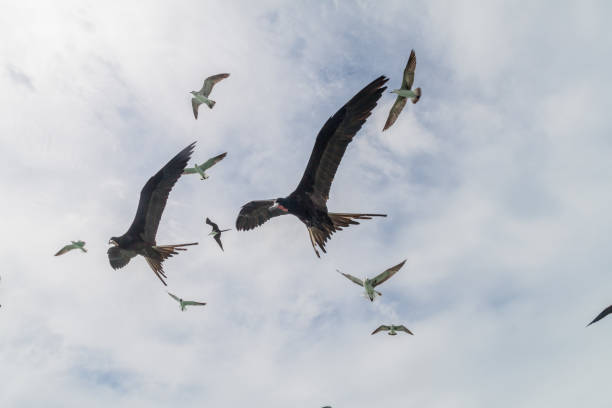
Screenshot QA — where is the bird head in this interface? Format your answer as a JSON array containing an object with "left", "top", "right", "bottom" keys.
[
  {"left": 271, "top": 198, "right": 290, "bottom": 213},
  {"left": 390, "top": 89, "right": 401, "bottom": 95},
  {"left": 108, "top": 238, "right": 119, "bottom": 246},
  {"left": 189, "top": 91, "right": 197, "bottom": 95}
]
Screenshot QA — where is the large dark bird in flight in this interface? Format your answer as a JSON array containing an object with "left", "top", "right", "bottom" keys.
[
  {"left": 588, "top": 304, "right": 612, "bottom": 326},
  {"left": 236, "top": 76, "right": 388, "bottom": 257},
  {"left": 108, "top": 142, "right": 198, "bottom": 285}
]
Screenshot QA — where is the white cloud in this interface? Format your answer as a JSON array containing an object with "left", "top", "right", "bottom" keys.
[{"left": 2, "top": 1, "right": 612, "bottom": 407}]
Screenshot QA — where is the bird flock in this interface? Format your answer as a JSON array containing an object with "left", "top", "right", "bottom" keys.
[{"left": 46, "top": 50, "right": 612, "bottom": 333}]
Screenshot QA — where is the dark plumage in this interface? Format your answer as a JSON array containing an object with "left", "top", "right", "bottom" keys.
[
  {"left": 588, "top": 305, "right": 612, "bottom": 326},
  {"left": 206, "top": 217, "right": 230, "bottom": 251},
  {"left": 236, "top": 76, "right": 388, "bottom": 257},
  {"left": 107, "top": 142, "right": 198, "bottom": 285}
]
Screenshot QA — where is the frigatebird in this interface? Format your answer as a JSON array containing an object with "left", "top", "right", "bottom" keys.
[
  {"left": 235, "top": 76, "right": 389, "bottom": 257},
  {"left": 371, "top": 324, "right": 413, "bottom": 335},
  {"left": 383, "top": 50, "right": 421, "bottom": 131},
  {"left": 190, "top": 73, "right": 230, "bottom": 119},
  {"left": 588, "top": 304, "right": 612, "bottom": 326},
  {"left": 54, "top": 240, "right": 87, "bottom": 256},
  {"left": 337, "top": 259, "right": 406, "bottom": 301},
  {"left": 167, "top": 292, "right": 206, "bottom": 311},
  {"left": 182, "top": 152, "right": 227, "bottom": 180},
  {"left": 107, "top": 142, "right": 198, "bottom": 286},
  {"left": 206, "top": 217, "right": 230, "bottom": 251}
]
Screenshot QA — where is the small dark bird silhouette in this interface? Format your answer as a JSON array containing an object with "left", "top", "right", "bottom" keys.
[
  {"left": 588, "top": 304, "right": 612, "bottom": 326},
  {"left": 206, "top": 217, "right": 231, "bottom": 251},
  {"left": 107, "top": 143, "right": 198, "bottom": 285},
  {"left": 236, "top": 76, "right": 388, "bottom": 257}
]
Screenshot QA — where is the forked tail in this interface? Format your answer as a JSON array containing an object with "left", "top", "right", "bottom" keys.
[
  {"left": 411, "top": 87, "right": 421, "bottom": 104},
  {"left": 329, "top": 213, "right": 387, "bottom": 230},
  {"left": 154, "top": 242, "right": 199, "bottom": 260},
  {"left": 147, "top": 242, "right": 199, "bottom": 286},
  {"left": 307, "top": 213, "right": 387, "bottom": 258}
]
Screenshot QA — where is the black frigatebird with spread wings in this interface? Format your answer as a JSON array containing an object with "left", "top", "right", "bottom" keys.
[
  {"left": 107, "top": 142, "right": 198, "bottom": 285},
  {"left": 235, "top": 76, "right": 388, "bottom": 257},
  {"left": 206, "top": 217, "right": 230, "bottom": 251}
]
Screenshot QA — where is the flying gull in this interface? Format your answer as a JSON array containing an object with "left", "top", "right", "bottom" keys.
[
  {"left": 190, "top": 73, "right": 230, "bottom": 119},
  {"left": 167, "top": 292, "right": 206, "bottom": 311},
  {"left": 383, "top": 50, "right": 421, "bottom": 131},
  {"left": 182, "top": 152, "right": 227, "bottom": 180},
  {"left": 337, "top": 259, "right": 406, "bottom": 301},
  {"left": 54, "top": 240, "right": 87, "bottom": 256}
]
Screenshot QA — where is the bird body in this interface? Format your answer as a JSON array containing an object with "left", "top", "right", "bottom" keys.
[
  {"left": 183, "top": 152, "right": 227, "bottom": 180},
  {"left": 391, "top": 89, "right": 420, "bottom": 99},
  {"left": 337, "top": 259, "right": 406, "bottom": 301},
  {"left": 107, "top": 142, "right": 199, "bottom": 286},
  {"left": 383, "top": 49, "right": 421, "bottom": 131},
  {"left": 190, "top": 73, "right": 230, "bottom": 119},
  {"left": 167, "top": 292, "right": 206, "bottom": 311},
  {"left": 54, "top": 240, "right": 87, "bottom": 256},
  {"left": 236, "top": 76, "right": 389, "bottom": 257},
  {"left": 371, "top": 324, "right": 413, "bottom": 335}
]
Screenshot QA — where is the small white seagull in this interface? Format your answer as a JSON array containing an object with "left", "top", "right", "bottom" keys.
[
  {"left": 167, "top": 292, "right": 206, "bottom": 311},
  {"left": 371, "top": 324, "right": 413, "bottom": 335},
  {"left": 54, "top": 240, "right": 87, "bottom": 256},
  {"left": 190, "top": 73, "right": 230, "bottom": 119},
  {"left": 337, "top": 259, "right": 406, "bottom": 301},
  {"left": 383, "top": 50, "right": 421, "bottom": 131}
]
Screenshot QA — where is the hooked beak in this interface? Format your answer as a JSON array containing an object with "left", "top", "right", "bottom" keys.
[{"left": 270, "top": 202, "right": 288, "bottom": 212}]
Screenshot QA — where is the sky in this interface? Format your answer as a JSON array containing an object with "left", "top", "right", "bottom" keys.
[{"left": 1, "top": 0, "right": 612, "bottom": 406}]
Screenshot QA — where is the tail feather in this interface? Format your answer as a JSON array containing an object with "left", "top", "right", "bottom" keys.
[
  {"left": 205, "top": 99, "right": 216, "bottom": 109},
  {"left": 411, "top": 87, "right": 421, "bottom": 104},
  {"left": 306, "top": 213, "right": 386, "bottom": 257},
  {"left": 148, "top": 242, "right": 198, "bottom": 286},
  {"left": 154, "top": 242, "right": 199, "bottom": 260},
  {"left": 329, "top": 213, "right": 387, "bottom": 230}
]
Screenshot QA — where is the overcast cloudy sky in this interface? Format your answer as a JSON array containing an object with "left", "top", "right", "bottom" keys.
[{"left": 1, "top": 1, "right": 612, "bottom": 407}]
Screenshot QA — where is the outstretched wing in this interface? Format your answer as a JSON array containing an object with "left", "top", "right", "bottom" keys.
[
  {"left": 402, "top": 50, "right": 416, "bottom": 90},
  {"left": 382, "top": 95, "right": 407, "bottom": 131},
  {"left": 182, "top": 167, "right": 198, "bottom": 175},
  {"left": 199, "top": 152, "right": 227, "bottom": 171},
  {"left": 183, "top": 300, "right": 207, "bottom": 307},
  {"left": 206, "top": 217, "right": 219, "bottom": 231},
  {"left": 371, "top": 325, "right": 391, "bottom": 335},
  {"left": 395, "top": 325, "right": 414, "bottom": 335},
  {"left": 294, "top": 76, "right": 388, "bottom": 202},
  {"left": 107, "top": 246, "right": 132, "bottom": 269},
  {"left": 125, "top": 142, "right": 196, "bottom": 243},
  {"left": 54, "top": 244, "right": 75, "bottom": 256},
  {"left": 588, "top": 305, "right": 612, "bottom": 326},
  {"left": 371, "top": 259, "right": 406, "bottom": 287},
  {"left": 167, "top": 292, "right": 181, "bottom": 302},
  {"left": 235, "top": 199, "right": 287, "bottom": 231},
  {"left": 192, "top": 98, "right": 200, "bottom": 119},
  {"left": 214, "top": 234, "right": 224, "bottom": 251},
  {"left": 200, "top": 73, "right": 230, "bottom": 97},
  {"left": 336, "top": 269, "right": 364, "bottom": 287}
]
